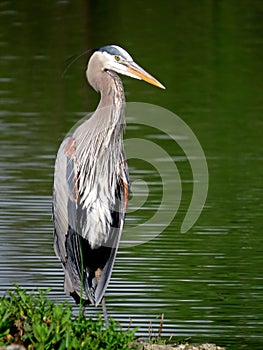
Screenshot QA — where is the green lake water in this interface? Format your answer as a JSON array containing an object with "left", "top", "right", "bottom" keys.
[{"left": 0, "top": 1, "right": 262, "bottom": 349}]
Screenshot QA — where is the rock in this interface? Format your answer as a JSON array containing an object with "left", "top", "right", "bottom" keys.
[
  {"left": 0, "top": 345, "right": 26, "bottom": 350},
  {"left": 141, "top": 343, "right": 226, "bottom": 350}
]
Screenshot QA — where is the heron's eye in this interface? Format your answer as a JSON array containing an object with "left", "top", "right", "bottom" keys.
[{"left": 114, "top": 55, "right": 121, "bottom": 61}]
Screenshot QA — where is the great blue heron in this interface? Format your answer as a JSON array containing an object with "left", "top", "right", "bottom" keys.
[{"left": 53, "top": 45, "right": 165, "bottom": 307}]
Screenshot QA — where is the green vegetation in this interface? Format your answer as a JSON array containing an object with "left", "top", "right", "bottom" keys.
[{"left": 0, "top": 286, "right": 138, "bottom": 350}]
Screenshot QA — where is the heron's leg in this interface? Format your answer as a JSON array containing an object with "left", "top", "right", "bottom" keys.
[
  {"left": 95, "top": 268, "right": 109, "bottom": 326},
  {"left": 101, "top": 297, "right": 109, "bottom": 327}
]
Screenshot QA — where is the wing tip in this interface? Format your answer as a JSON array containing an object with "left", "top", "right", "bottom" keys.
[{"left": 69, "top": 291, "right": 92, "bottom": 306}]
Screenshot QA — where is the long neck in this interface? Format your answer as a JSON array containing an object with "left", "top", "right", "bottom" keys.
[
  {"left": 98, "top": 70, "right": 125, "bottom": 106},
  {"left": 97, "top": 70, "right": 126, "bottom": 127},
  {"left": 87, "top": 54, "right": 126, "bottom": 126},
  {"left": 84, "top": 55, "right": 126, "bottom": 170}
]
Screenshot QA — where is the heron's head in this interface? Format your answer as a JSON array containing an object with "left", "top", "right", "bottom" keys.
[{"left": 88, "top": 45, "right": 165, "bottom": 90}]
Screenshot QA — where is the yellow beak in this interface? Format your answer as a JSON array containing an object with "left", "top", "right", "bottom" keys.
[{"left": 125, "top": 61, "right": 165, "bottom": 89}]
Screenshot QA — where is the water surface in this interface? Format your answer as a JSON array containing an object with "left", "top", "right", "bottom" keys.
[{"left": 0, "top": 1, "right": 262, "bottom": 349}]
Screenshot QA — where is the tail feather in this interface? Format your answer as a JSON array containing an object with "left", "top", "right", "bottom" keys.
[{"left": 64, "top": 226, "right": 114, "bottom": 305}]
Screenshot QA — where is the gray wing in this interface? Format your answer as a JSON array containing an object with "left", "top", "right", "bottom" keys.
[
  {"left": 53, "top": 135, "right": 129, "bottom": 306},
  {"left": 53, "top": 137, "right": 75, "bottom": 263},
  {"left": 53, "top": 136, "right": 80, "bottom": 297}
]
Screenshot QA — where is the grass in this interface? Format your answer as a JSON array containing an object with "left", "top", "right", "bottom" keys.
[{"left": 0, "top": 286, "right": 138, "bottom": 350}]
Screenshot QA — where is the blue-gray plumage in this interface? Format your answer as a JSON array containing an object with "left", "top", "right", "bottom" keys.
[{"left": 53, "top": 45, "right": 165, "bottom": 307}]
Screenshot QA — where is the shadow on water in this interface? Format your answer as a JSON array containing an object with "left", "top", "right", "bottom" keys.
[{"left": 0, "top": 1, "right": 263, "bottom": 349}]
